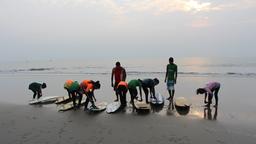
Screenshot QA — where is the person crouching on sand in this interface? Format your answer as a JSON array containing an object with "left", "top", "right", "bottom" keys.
[
  {"left": 64, "top": 80, "right": 83, "bottom": 109},
  {"left": 128, "top": 79, "right": 142, "bottom": 106},
  {"left": 196, "top": 82, "right": 221, "bottom": 107},
  {"left": 29, "top": 82, "right": 47, "bottom": 99},
  {"left": 116, "top": 81, "right": 128, "bottom": 109},
  {"left": 80, "top": 80, "right": 101, "bottom": 111},
  {"left": 140, "top": 78, "right": 159, "bottom": 103}
]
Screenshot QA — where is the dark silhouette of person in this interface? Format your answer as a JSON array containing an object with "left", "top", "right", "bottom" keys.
[
  {"left": 29, "top": 82, "right": 47, "bottom": 99},
  {"left": 140, "top": 78, "right": 159, "bottom": 103},
  {"left": 80, "top": 80, "right": 101, "bottom": 111},
  {"left": 111, "top": 62, "right": 126, "bottom": 102},
  {"left": 197, "top": 82, "right": 221, "bottom": 107},
  {"left": 116, "top": 81, "right": 128, "bottom": 109},
  {"left": 128, "top": 79, "right": 142, "bottom": 107},
  {"left": 64, "top": 80, "right": 83, "bottom": 110},
  {"left": 164, "top": 57, "right": 178, "bottom": 110}
]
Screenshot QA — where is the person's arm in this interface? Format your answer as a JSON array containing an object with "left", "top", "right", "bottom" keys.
[
  {"left": 92, "top": 92, "right": 96, "bottom": 102},
  {"left": 139, "top": 85, "right": 142, "bottom": 99},
  {"left": 150, "top": 86, "right": 156, "bottom": 98},
  {"left": 174, "top": 65, "right": 178, "bottom": 84},
  {"left": 111, "top": 68, "right": 114, "bottom": 87},
  {"left": 165, "top": 65, "right": 168, "bottom": 83},
  {"left": 122, "top": 68, "right": 127, "bottom": 81},
  {"left": 204, "top": 93, "right": 207, "bottom": 103}
]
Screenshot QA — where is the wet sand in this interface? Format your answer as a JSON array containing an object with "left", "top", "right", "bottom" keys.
[{"left": 0, "top": 74, "right": 256, "bottom": 144}]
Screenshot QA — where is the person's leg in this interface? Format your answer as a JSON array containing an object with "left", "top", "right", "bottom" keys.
[
  {"left": 77, "top": 92, "right": 83, "bottom": 108},
  {"left": 170, "top": 89, "right": 175, "bottom": 109},
  {"left": 123, "top": 89, "right": 127, "bottom": 107},
  {"left": 32, "top": 90, "right": 36, "bottom": 99},
  {"left": 207, "top": 94, "right": 213, "bottom": 106},
  {"left": 129, "top": 89, "right": 136, "bottom": 109},
  {"left": 214, "top": 87, "right": 220, "bottom": 106},
  {"left": 37, "top": 91, "right": 42, "bottom": 99},
  {"left": 114, "top": 82, "right": 119, "bottom": 101},
  {"left": 143, "top": 87, "right": 149, "bottom": 103},
  {"left": 71, "top": 93, "right": 77, "bottom": 109},
  {"left": 86, "top": 92, "right": 96, "bottom": 108},
  {"left": 84, "top": 96, "right": 90, "bottom": 111}
]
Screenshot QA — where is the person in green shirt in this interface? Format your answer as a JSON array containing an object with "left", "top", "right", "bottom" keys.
[
  {"left": 164, "top": 57, "right": 178, "bottom": 110},
  {"left": 28, "top": 82, "right": 47, "bottom": 99},
  {"left": 128, "top": 79, "right": 142, "bottom": 106},
  {"left": 64, "top": 80, "right": 83, "bottom": 109}
]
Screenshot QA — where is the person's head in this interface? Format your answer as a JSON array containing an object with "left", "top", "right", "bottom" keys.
[
  {"left": 94, "top": 81, "right": 101, "bottom": 89},
  {"left": 116, "top": 61, "right": 121, "bottom": 67},
  {"left": 196, "top": 88, "right": 205, "bottom": 95},
  {"left": 42, "top": 83, "right": 47, "bottom": 89},
  {"left": 153, "top": 78, "right": 159, "bottom": 86},
  {"left": 169, "top": 57, "right": 174, "bottom": 64}
]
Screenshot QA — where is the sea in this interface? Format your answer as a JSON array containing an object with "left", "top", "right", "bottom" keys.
[{"left": 0, "top": 57, "right": 256, "bottom": 77}]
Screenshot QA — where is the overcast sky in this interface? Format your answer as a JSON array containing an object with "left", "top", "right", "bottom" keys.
[{"left": 0, "top": 0, "right": 256, "bottom": 61}]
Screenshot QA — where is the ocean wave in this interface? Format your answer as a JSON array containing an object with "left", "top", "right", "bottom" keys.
[{"left": 1, "top": 68, "right": 256, "bottom": 77}]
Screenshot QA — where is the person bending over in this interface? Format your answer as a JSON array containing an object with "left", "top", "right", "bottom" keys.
[
  {"left": 80, "top": 80, "right": 101, "bottom": 111},
  {"left": 29, "top": 82, "right": 47, "bottom": 99},
  {"left": 140, "top": 78, "right": 159, "bottom": 103},
  {"left": 197, "top": 82, "right": 221, "bottom": 107}
]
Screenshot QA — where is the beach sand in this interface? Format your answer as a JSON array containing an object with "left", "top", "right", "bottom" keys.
[{"left": 1, "top": 73, "right": 256, "bottom": 144}]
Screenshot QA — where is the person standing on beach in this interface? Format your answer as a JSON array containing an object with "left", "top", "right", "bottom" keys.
[
  {"left": 28, "top": 82, "right": 47, "bottom": 99},
  {"left": 111, "top": 61, "right": 126, "bottom": 102},
  {"left": 196, "top": 82, "right": 220, "bottom": 107},
  {"left": 116, "top": 81, "right": 128, "bottom": 109},
  {"left": 80, "top": 80, "right": 101, "bottom": 110},
  {"left": 164, "top": 57, "right": 178, "bottom": 110},
  {"left": 141, "top": 78, "right": 159, "bottom": 103},
  {"left": 128, "top": 79, "right": 142, "bottom": 105},
  {"left": 64, "top": 80, "right": 83, "bottom": 109}
]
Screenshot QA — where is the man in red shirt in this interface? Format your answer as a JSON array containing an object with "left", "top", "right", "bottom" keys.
[{"left": 111, "top": 61, "right": 126, "bottom": 102}]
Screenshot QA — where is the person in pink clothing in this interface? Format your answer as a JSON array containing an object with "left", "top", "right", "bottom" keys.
[{"left": 196, "top": 82, "right": 221, "bottom": 107}]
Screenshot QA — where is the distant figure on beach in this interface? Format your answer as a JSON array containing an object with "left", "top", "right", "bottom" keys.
[
  {"left": 111, "top": 61, "right": 126, "bottom": 102},
  {"left": 128, "top": 79, "right": 142, "bottom": 106},
  {"left": 64, "top": 80, "right": 83, "bottom": 109},
  {"left": 164, "top": 57, "right": 178, "bottom": 110},
  {"left": 196, "top": 82, "right": 221, "bottom": 107},
  {"left": 116, "top": 81, "right": 128, "bottom": 109},
  {"left": 141, "top": 78, "right": 159, "bottom": 103},
  {"left": 28, "top": 82, "right": 47, "bottom": 99},
  {"left": 80, "top": 80, "right": 101, "bottom": 111}
]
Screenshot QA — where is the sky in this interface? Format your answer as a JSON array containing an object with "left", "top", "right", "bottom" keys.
[{"left": 0, "top": 0, "right": 256, "bottom": 61}]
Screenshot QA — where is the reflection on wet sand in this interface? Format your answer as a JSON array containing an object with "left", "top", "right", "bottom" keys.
[{"left": 204, "top": 106, "right": 218, "bottom": 120}]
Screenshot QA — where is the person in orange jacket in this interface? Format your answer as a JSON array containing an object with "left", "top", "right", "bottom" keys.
[
  {"left": 80, "top": 80, "right": 101, "bottom": 111},
  {"left": 116, "top": 81, "right": 128, "bottom": 108}
]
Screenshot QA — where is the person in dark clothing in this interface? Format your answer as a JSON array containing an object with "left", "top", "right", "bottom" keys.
[
  {"left": 116, "top": 81, "right": 128, "bottom": 109},
  {"left": 140, "top": 78, "right": 159, "bottom": 103},
  {"left": 28, "top": 82, "right": 47, "bottom": 99}
]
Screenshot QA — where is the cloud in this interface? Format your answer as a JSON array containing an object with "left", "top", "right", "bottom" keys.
[
  {"left": 125, "top": 0, "right": 217, "bottom": 14},
  {"left": 39, "top": 0, "right": 219, "bottom": 14}
]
